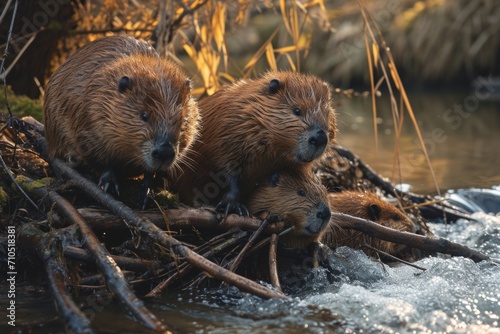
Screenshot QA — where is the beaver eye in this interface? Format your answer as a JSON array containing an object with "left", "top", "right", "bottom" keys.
[
  {"left": 140, "top": 113, "right": 148, "bottom": 122},
  {"left": 298, "top": 190, "right": 306, "bottom": 197},
  {"left": 293, "top": 107, "right": 301, "bottom": 116},
  {"left": 392, "top": 214, "right": 401, "bottom": 221}
]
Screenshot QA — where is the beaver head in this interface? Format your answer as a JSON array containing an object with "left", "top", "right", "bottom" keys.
[
  {"left": 259, "top": 71, "right": 336, "bottom": 163},
  {"left": 246, "top": 168, "right": 331, "bottom": 249},
  {"left": 325, "top": 191, "right": 416, "bottom": 255},
  {"left": 79, "top": 54, "right": 199, "bottom": 175}
]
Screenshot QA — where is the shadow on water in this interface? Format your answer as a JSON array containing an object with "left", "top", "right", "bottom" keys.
[{"left": 335, "top": 91, "right": 500, "bottom": 194}]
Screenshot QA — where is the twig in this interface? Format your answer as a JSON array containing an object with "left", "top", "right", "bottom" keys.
[
  {"left": 226, "top": 215, "right": 273, "bottom": 273},
  {"left": 18, "top": 220, "right": 123, "bottom": 334},
  {"left": 43, "top": 233, "right": 95, "bottom": 334},
  {"left": 0, "top": 154, "right": 39, "bottom": 210},
  {"left": 63, "top": 246, "right": 161, "bottom": 273},
  {"left": 0, "top": 0, "right": 14, "bottom": 25},
  {"left": 332, "top": 212, "right": 490, "bottom": 263},
  {"left": 1, "top": 0, "right": 18, "bottom": 117},
  {"left": 176, "top": 244, "right": 285, "bottom": 299},
  {"left": 268, "top": 234, "right": 282, "bottom": 292},
  {"left": 146, "top": 230, "right": 248, "bottom": 297},
  {"left": 48, "top": 191, "right": 167, "bottom": 332},
  {"left": 362, "top": 243, "right": 426, "bottom": 271}
]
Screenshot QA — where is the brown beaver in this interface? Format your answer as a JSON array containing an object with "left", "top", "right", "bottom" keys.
[
  {"left": 171, "top": 71, "right": 336, "bottom": 215},
  {"left": 322, "top": 191, "right": 416, "bottom": 257},
  {"left": 246, "top": 168, "right": 331, "bottom": 249},
  {"left": 43, "top": 35, "right": 199, "bottom": 204}
]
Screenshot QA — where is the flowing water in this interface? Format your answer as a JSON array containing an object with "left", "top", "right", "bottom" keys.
[{"left": 2, "top": 91, "right": 500, "bottom": 333}]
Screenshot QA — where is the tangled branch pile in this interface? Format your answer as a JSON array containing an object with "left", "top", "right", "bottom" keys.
[{"left": 0, "top": 116, "right": 489, "bottom": 333}]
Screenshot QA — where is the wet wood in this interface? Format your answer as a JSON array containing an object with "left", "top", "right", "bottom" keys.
[
  {"left": 48, "top": 191, "right": 167, "bottom": 332},
  {"left": 268, "top": 234, "right": 282, "bottom": 292},
  {"left": 333, "top": 212, "right": 490, "bottom": 263}
]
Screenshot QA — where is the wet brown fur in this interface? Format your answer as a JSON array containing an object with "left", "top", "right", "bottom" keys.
[
  {"left": 44, "top": 35, "right": 199, "bottom": 177},
  {"left": 172, "top": 71, "right": 336, "bottom": 206},
  {"left": 322, "top": 191, "right": 416, "bottom": 256},
  {"left": 246, "top": 168, "right": 331, "bottom": 249}
]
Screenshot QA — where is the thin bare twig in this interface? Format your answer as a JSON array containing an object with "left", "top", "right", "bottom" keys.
[
  {"left": 362, "top": 243, "right": 426, "bottom": 271},
  {"left": 268, "top": 233, "right": 282, "bottom": 292},
  {"left": 226, "top": 214, "right": 273, "bottom": 273},
  {"left": 0, "top": 154, "right": 39, "bottom": 210}
]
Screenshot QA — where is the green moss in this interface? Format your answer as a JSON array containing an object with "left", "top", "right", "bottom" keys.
[
  {"left": 0, "top": 86, "right": 43, "bottom": 121},
  {"left": 0, "top": 187, "right": 9, "bottom": 207},
  {"left": 13, "top": 175, "right": 52, "bottom": 193},
  {"left": 155, "top": 190, "right": 180, "bottom": 209}
]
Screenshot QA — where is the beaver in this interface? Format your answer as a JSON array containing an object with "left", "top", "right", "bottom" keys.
[
  {"left": 171, "top": 71, "right": 336, "bottom": 215},
  {"left": 43, "top": 35, "right": 199, "bottom": 204},
  {"left": 322, "top": 191, "right": 416, "bottom": 257},
  {"left": 246, "top": 168, "right": 331, "bottom": 249}
]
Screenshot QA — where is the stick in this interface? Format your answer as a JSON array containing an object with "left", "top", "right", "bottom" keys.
[
  {"left": 48, "top": 191, "right": 167, "bottom": 332},
  {"left": 362, "top": 243, "right": 427, "bottom": 271},
  {"left": 268, "top": 234, "right": 282, "bottom": 292},
  {"left": 332, "top": 212, "right": 490, "bottom": 262},
  {"left": 175, "top": 244, "right": 285, "bottom": 299},
  {"left": 44, "top": 237, "right": 95, "bottom": 334},
  {"left": 226, "top": 215, "right": 273, "bottom": 273},
  {"left": 63, "top": 246, "right": 161, "bottom": 273},
  {"left": 17, "top": 224, "right": 95, "bottom": 334}
]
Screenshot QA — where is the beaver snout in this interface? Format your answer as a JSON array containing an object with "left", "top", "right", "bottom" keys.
[
  {"left": 304, "top": 202, "right": 331, "bottom": 236},
  {"left": 316, "top": 205, "right": 331, "bottom": 221},
  {"left": 296, "top": 128, "right": 329, "bottom": 162},
  {"left": 152, "top": 141, "right": 175, "bottom": 163},
  {"left": 308, "top": 129, "right": 328, "bottom": 148}
]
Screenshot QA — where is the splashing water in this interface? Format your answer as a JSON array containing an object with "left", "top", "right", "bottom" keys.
[{"left": 178, "top": 211, "right": 500, "bottom": 333}]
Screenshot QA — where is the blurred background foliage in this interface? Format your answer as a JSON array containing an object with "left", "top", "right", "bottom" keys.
[{"left": 1, "top": 0, "right": 499, "bottom": 101}]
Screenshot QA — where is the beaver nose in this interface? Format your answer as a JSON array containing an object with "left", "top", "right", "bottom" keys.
[
  {"left": 152, "top": 142, "right": 175, "bottom": 162},
  {"left": 316, "top": 206, "right": 331, "bottom": 221},
  {"left": 309, "top": 129, "right": 327, "bottom": 148}
]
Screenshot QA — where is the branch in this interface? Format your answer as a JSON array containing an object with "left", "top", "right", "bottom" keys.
[
  {"left": 332, "top": 212, "right": 490, "bottom": 263},
  {"left": 268, "top": 234, "right": 282, "bottom": 292},
  {"left": 48, "top": 191, "right": 166, "bottom": 332},
  {"left": 18, "top": 223, "right": 94, "bottom": 334}
]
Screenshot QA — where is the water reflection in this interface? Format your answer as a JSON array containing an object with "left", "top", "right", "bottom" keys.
[{"left": 335, "top": 91, "right": 500, "bottom": 194}]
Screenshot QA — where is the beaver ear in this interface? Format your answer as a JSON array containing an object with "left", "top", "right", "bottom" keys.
[
  {"left": 269, "top": 172, "right": 281, "bottom": 187},
  {"left": 268, "top": 79, "right": 282, "bottom": 94},
  {"left": 118, "top": 76, "right": 132, "bottom": 93},
  {"left": 184, "top": 79, "right": 191, "bottom": 89},
  {"left": 368, "top": 203, "right": 381, "bottom": 221}
]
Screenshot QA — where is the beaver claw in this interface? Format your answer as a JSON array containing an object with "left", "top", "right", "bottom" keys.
[
  {"left": 216, "top": 198, "right": 250, "bottom": 217},
  {"left": 138, "top": 172, "right": 153, "bottom": 210},
  {"left": 98, "top": 169, "right": 120, "bottom": 196}
]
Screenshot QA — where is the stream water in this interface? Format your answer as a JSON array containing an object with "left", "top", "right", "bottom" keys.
[{"left": 2, "top": 91, "right": 500, "bottom": 333}]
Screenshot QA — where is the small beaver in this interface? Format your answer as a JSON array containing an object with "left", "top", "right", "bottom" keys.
[
  {"left": 44, "top": 35, "right": 199, "bottom": 203},
  {"left": 246, "top": 168, "right": 331, "bottom": 249},
  {"left": 171, "top": 71, "right": 336, "bottom": 215},
  {"left": 323, "top": 191, "right": 416, "bottom": 256}
]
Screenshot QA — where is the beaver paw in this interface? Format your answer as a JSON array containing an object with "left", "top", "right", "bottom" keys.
[
  {"left": 98, "top": 169, "right": 120, "bottom": 196},
  {"left": 216, "top": 199, "right": 249, "bottom": 217}
]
